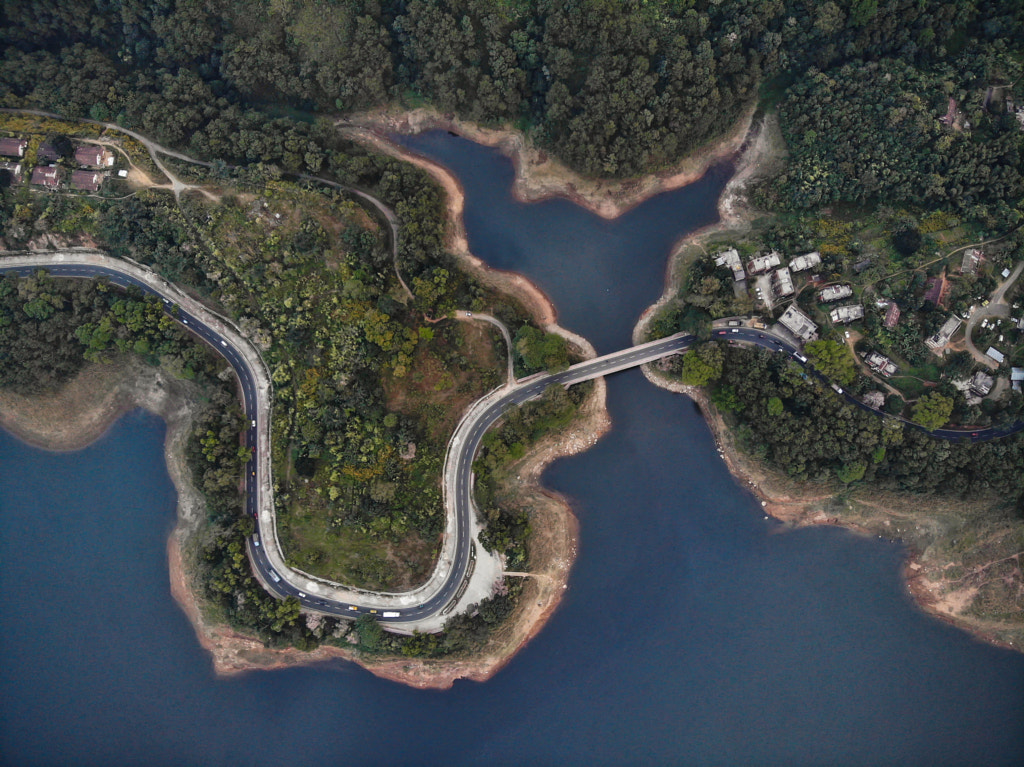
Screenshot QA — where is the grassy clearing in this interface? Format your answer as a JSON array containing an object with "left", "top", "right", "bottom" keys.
[{"left": 890, "top": 376, "right": 928, "bottom": 399}]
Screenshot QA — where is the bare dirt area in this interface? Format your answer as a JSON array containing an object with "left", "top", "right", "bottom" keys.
[
  {"left": 383, "top": 320, "right": 501, "bottom": 441},
  {"left": 0, "top": 356, "right": 198, "bottom": 459},
  {"left": 640, "top": 366, "right": 1024, "bottom": 652},
  {"left": 342, "top": 103, "right": 756, "bottom": 220}
]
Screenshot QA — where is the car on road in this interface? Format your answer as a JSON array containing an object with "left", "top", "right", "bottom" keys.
[
  {"left": 269, "top": 570, "right": 281, "bottom": 583},
  {"left": 716, "top": 330, "right": 726, "bottom": 336},
  {"left": 347, "top": 606, "right": 359, "bottom": 611},
  {"left": 220, "top": 340, "right": 227, "bottom": 346},
  {"left": 730, "top": 329, "right": 739, "bottom": 333},
  {"left": 251, "top": 470, "right": 256, "bottom": 477},
  {"left": 298, "top": 592, "right": 307, "bottom": 598},
  {"left": 251, "top": 419, "right": 256, "bottom": 427},
  {"left": 252, "top": 534, "right": 260, "bottom": 547}
]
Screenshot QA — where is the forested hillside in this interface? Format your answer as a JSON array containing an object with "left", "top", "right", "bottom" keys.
[
  {"left": 760, "top": 56, "right": 1024, "bottom": 224},
  {"left": 2, "top": 1, "right": 1018, "bottom": 177}
]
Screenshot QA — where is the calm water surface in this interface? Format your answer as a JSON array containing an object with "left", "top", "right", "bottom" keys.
[{"left": 2, "top": 134, "right": 1023, "bottom": 766}]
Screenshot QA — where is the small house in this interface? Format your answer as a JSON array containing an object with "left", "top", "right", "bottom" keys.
[
  {"left": 819, "top": 284, "right": 853, "bottom": 303},
  {"left": 71, "top": 169, "right": 104, "bottom": 192},
  {"left": 986, "top": 347, "right": 1005, "bottom": 364},
  {"left": 1011, "top": 367, "right": 1023, "bottom": 392},
  {"left": 0, "top": 160, "right": 22, "bottom": 185},
  {"left": 30, "top": 166, "right": 61, "bottom": 189},
  {"left": 968, "top": 371, "right": 995, "bottom": 397},
  {"left": 772, "top": 267, "right": 795, "bottom": 298},
  {"left": 777, "top": 304, "right": 818, "bottom": 343},
  {"left": 0, "top": 137, "right": 28, "bottom": 158},
  {"left": 36, "top": 144, "right": 63, "bottom": 163},
  {"left": 748, "top": 252, "right": 781, "bottom": 275},
  {"left": 713, "top": 248, "right": 746, "bottom": 282},
  {"left": 883, "top": 302, "right": 901, "bottom": 329},
  {"left": 830, "top": 304, "right": 865, "bottom": 325},
  {"left": 789, "top": 252, "right": 822, "bottom": 272},
  {"left": 961, "top": 248, "right": 982, "bottom": 276},
  {"left": 926, "top": 316, "right": 961, "bottom": 350},
  {"left": 73, "top": 144, "right": 115, "bottom": 168},
  {"left": 923, "top": 273, "right": 949, "bottom": 309},
  {"left": 865, "top": 351, "right": 897, "bottom": 377}
]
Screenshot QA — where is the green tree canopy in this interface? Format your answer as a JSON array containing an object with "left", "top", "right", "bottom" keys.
[
  {"left": 514, "top": 326, "right": 570, "bottom": 373},
  {"left": 804, "top": 339, "right": 856, "bottom": 386},
  {"left": 679, "top": 343, "right": 724, "bottom": 386},
  {"left": 911, "top": 392, "right": 954, "bottom": 430}
]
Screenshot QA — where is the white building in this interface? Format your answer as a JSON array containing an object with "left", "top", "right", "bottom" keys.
[
  {"left": 789, "top": 251, "right": 822, "bottom": 272},
  {"left": 777, "top": 304, "right": 818, "bottom": 342},
  {"left": 969, "top": 371, "right": 995, "bottom": 397},
  {"left": 772, "top": 267, "right": 795, "bottom": 298},
  {"left": 865, "top": 351, "right": 897, "bottom": 377},
  {"left": 830, "top": 304, "right": 865, "bottom": 324},
  {"left": 926, "top": 316, "right": 962, "bottom": 350},
  {"left": 714, "top": 248, "right": 746, "bottom": 282},
  {"left": 986, "top": 346, "right": 1005, "bottom": 364},
  {"left": 748, "top": 252, "right": 782, "bottom": 275},
  {"left": 819, "top": 284, "right": 853, "bottom": 303}
]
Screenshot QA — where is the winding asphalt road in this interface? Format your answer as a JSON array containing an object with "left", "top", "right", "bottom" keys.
[
  {"left": 4, "top": 254, "right": 1022, "bottom": 630},
  {"left": 0, "top": 254, "right": 699, "bottom": 625}
]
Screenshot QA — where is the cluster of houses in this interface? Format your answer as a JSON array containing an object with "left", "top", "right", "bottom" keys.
[
  {"left": 0, "top": 136, "right": 119, "bottom": 193},
  {"left": 713, "top": 246, "right": 868, "bottom": 341},
  {"left": 714, "top": 248, "right": 823, "bottom": 307}
]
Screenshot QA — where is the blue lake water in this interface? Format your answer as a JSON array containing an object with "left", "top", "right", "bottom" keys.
[{"left": 2, "top": 133, "right": 1023, "bottom": 766}]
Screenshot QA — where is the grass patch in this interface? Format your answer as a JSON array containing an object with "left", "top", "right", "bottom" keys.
[
  {"left": 890, "top": 376, "right": 927, "bottom": 399},
  {"left": 904, "top": 363, "right": 941, "bottom": 382}
]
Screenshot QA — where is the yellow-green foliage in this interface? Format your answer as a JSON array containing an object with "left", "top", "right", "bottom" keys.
[{"left": 920, "top": 210, "right": 957, "bottom": 234}]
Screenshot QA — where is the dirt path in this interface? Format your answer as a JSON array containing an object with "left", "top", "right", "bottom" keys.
[{"left": 964, "top": 259, "right": 1024, "bottom": 368}]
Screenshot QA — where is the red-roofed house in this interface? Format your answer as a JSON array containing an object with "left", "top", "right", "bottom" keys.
[
  {"left": 30, "top": 166, "right": 61, "bottom": 189},
  {"left": 923, "top": 273, "right": 949, "bottom": 309},
  {"left": 884, "top": 302, "right": 901, "bottom": 328},
  {"left": 36, "top": 143, "right": 63, "bottom": 163},
  {"left": 71, "top": 169, "right": 104, "bottom": 192},
  {"left": 0, "top": 137, "right": 28, "bottom": 158},
  {"left": 74, "top": 144, "right": 114, "bottom": 168},
  {"left": 0, "top": 161, "right": 22, "bottom": 185}
]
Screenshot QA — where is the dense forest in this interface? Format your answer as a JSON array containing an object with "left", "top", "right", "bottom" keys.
[
  {"left": 759, "top": 54, "right": 1024, "bottom": 229},
  {"left": 2, "top": 1, "right": 1021, "bottom": 178},
  {"left": 708, "top": 345, "right": 1024, "bottom": 496}
]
